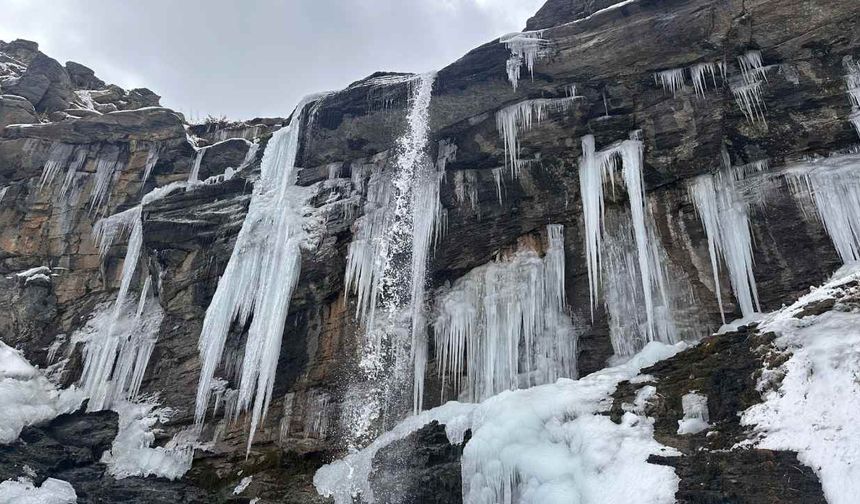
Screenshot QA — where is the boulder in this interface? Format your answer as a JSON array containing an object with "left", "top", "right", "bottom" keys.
[
  {"left": 65, "top": 60, "right": 106, "bottom": 90},
  {"left": 3, "top": 52, "right": 74, "bottom": 113},
  {"left": 0, "top": 94, "right": 38, "bottom": 129}
]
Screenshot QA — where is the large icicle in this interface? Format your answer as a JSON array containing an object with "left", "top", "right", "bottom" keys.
[
  {"left": 499, "top": 31, "right": 546, "bottom": 90},
  {"left": 496, "top": 96, "right": 579, "bottom": 176},
  {"left": 578, "top": 133, "right": 673, "bottom": 343},
  {"left": 688, "top": 162, "right": 761, "bottom": 319},
  {"left": 433, "top": 225, "right": 578, "bottom": 402},
  {"left": 195, "top": 95, "right": 322, "bottom": 450},
  {"left": 654, "top": 68, "right": 686, "bottom": 97}
]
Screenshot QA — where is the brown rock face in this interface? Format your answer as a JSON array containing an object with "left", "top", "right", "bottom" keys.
[{"left": 1, "top": 0, "right": 859, "bottom": 502}]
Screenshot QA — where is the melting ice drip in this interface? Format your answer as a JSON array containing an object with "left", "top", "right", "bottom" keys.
[
  {"left": 81, "top": 206, "right": 163, "bottom": 410},
  {"left": 578, "top": 133, "right": 673, "bottom": 343},
  {"left": 731, "top": 50, "right": 770, "bottom": 125},
  {"left": 688, "top": 160, "right": 761, "bottom": 321},
  {"left": 500, "top": 31, "right": 547, "bottom": 91},
  {"left": 496, "top": 96, "right": 580, "bottom": 176},
  {"left": 845, "top": 57, "right": 860, "bottom": 139},
  {"left": 194, "top": 95, "right": 322, "bottom": 451},
  {"left": 342, "top": 73, "right": 440, "bottom": 446},
  {"left": 787, "top": 152, "right": 860, "bottom": 264},
  {"left": 433, "top": 225, "right": 578, "bottom": 402}
]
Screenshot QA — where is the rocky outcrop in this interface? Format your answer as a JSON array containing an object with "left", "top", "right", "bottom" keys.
[
  {"left": 2, "top": 51, "right": 74, "bottom": 114},
  {"left": 0, "top": 94, "right": 38, "bottom": 129}
]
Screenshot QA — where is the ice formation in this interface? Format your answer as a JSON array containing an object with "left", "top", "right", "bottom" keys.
[
  {"left": 194, "top": 94, "right": 322, "bottom": 450},
  {"left": 677, "top": 392, "right": 710, "bottom": 435},
  {"left": 0, "top": 341, "right": 84, "bottom": 444},
  {"left": 602, "top": 212, "right": 678, "bottom": 357},
  {"left": 102, "top": 400, "right": 195, "bottom": 480},
  {"left": 731, "top": 50, "right": 769, "bottom": 124},
  {"left": 0, "top": 477, "right": 77, "bottom": 504},
  {"left": 315, "top": 341, "right": 686, "bottom": 504},
  {"left": 433, "top": 225, "right": 577, "bottom": 402},
  {"left": 845, "top": 57, "right": 860, "bottom": 138},
  {"left": 141, "top": 142, "right": 160, "bottom": 184},
  {"left": 688, "top": 162, "right": 761, "bottom": 320},
  {"left": 500, "top": 31, "right": 546, "bottom": 90},
  {"left": 78, "top": 204, "right": 167, "bottom": 411},
  {"left": 785, "top": 152, "right": 860, "bottom": 263},
  {"left": 578, "top": 133, "right": 673, "bottom": 342},
  {"left": 741, "top": 268, "right": 860, "bottom": 504},
  {"left": 654, "top": 68, "right": 686, "bottom": 96},
  {"left": 496, "top": 96, "right": 579, "bottom": 175},
  {"left": 188, "top": 145, "right": 209, "bottom": 183}
]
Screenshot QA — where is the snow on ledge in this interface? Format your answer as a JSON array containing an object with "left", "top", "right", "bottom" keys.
[
  {"left": 0, "top": 477, "right": 77, "bottom": 504},
  {"left": 741, "top": 265, "right": 860, "bottom": 504}
]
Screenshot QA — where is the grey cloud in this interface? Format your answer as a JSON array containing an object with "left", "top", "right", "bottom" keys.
[{"left": 0, "top": 0, "right": 543, "bottom": 119}]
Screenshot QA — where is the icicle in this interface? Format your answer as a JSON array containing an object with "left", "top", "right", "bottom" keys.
[
  {"left": 142, "top": 143, "right": 160, "bottom": 184},
  {"left": 433, "top": 225, "right": 577, "bottom": 402},
  {"left": 732, "top": 50, "right": 770, "bottom": 124},
  {"left": 845, "top": 58, "right": 860, "bottom": 139},
  {"left": 92, "top": 206, "right": 142, "bottom": 260},
  {"left": 194, "top": 95, "right": 325, "bottom": 453},
  {"left": 188, "top": 146, "right": 209, "bottom": 183},
  {"left": 89, "top": 146, "right": 124, "bottom": 214},
  {"left": 500, "top": 31, "right": 546, "bottom": 90},
  {"left": 39, "top": 142, "right": 75, "bottom": 189},
  {"left": 496, "top": 96, "right": 579, "bottom": 176},
  {"left": 0, "top": 186, "right": 7, "bottom": 204},
  {"left": 654, "top": 68, "right": 686, "bottom": 97},
  {"left": 688, "top": 163, "right": 761, "bottom": 319},
  {"left": 492, "top": 167, "right": 504, "bottom": 205},
  {"left": 787, "top": 155, "right": 860, "bottom": 264},
  {"left": 690, "top": 62, "right": 718, "bottom": 97},
  {"left": 60, "top": 147, "right": 88, "bottom": 198}
]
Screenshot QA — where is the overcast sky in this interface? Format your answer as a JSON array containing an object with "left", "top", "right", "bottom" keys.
[{"left": 0, "top": 0, "right": 543, "bottom": 119}]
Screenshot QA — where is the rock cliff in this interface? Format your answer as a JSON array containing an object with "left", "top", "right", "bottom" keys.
[{"left": 1, "top": 0, "right": 859, "bottom": 502}]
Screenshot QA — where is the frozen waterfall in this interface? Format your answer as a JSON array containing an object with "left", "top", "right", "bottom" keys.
[{"left": 194, "top": 94, "right": 323, "bottom": 451}]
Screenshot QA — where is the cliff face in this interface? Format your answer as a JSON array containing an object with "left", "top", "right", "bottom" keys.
[{"left": 1, "top": 0, "right": 859, "bottom": 502}]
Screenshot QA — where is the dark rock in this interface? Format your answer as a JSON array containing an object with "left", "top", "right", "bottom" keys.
[
  {"left": 0, "top": 39, "right": 40, "bottom": 66},
  {"left": 65, "top": 61, "right": 106, "bottom": 90},
  {"left": 4, "top": 52, "right": 74, "bottom": 113},
  {"left": 371, "top": 421, "right": 465, "bottom": 504},
  {"left": 0, "top": 94, "right": 38, "bottom": 129}
]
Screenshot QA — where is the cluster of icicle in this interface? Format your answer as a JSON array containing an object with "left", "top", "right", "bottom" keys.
[
  {"left": 687, "top": 152, "right": 763, "bottom": 321},
  {"left": 500, "top": 31, "right": 546, "bottom": 90},
  {"left": 194, "top": 95, "right": 322, "bottom": 452},
  {"left": 342, "top": 73, "right": 444, "bottom": 426},
  {"left": 495, "top": 92, "right": 581, "bottom": 176},
  {"left": 81, "top": 205, "right": 162, "bottom": 410},
  {"left": 786, "top": 151, "right": 860, "bottom": 265},
  {"left": 731, "top": 50, "right": 770, "bottom": 124},
  {"left": 578, "top": 132, "right": 675, "bottom": 349},
  {"left": 653, "top": 60, "right": 726, "bottom": 98},
  {"left": 432, "top": 224, "right": 577, "bottom": 402},
  {"left": 36, "top": 141, "right": 159, "bottom": 214}
]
